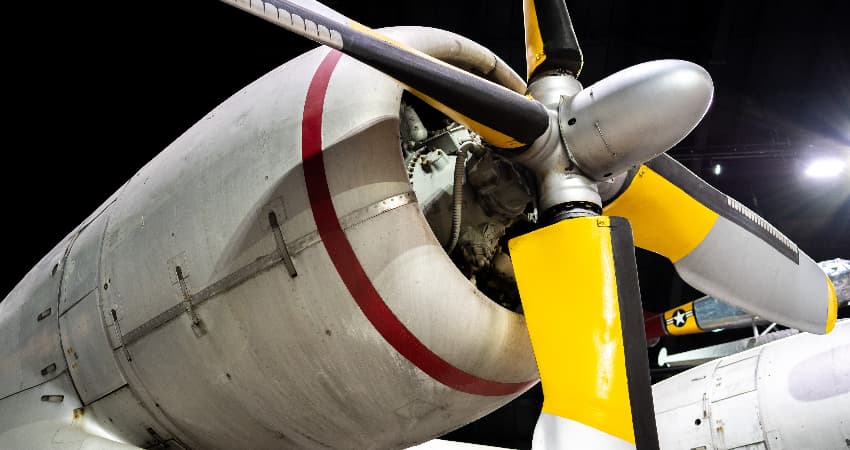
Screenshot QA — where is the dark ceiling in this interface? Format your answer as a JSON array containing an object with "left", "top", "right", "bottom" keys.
[
  {"left": 5, "top": 0, "right": 848, "bottom": 285},
  {"left": 3, "top": 0, "right": 849, "bottom": 447}
]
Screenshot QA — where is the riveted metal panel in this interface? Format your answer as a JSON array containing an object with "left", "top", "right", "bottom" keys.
[
  {"left": 59, "top": 290, "right": 126, "bottom": 404},
  {"left": 756, "top": 321, "right": 850, "bottom": 450},
  {"left": 0, "top": 240, "right": 69, "bottom": 400},
  {"left": 85, "top": 385, "right": 175, "bottom": 448},
  {"left": 656, "top": 322, "right": 850, "bottom": 450},
  {"left": 712, "top": 355, "right": 759, "bottom": 401},
  {"left": 85, "top": 31, "right": 538, "bottom": 449},
  {"left": 711, "top": 391, "right": 765, "bottom": 450},
  {"left": 0, "top": 371, "right": 82, "bottom": 446},
  {"left": 655, "top": 400, "right": 712, "bottom": 450},
  {"left": 0, "top": 301, "right": 22, "bottom": 397},
  {"left": 60, "top": 210, "right": 109, "bottom": 315},
  {"left": 653, "top": 361, "right": 717, "bottom": 414},
  {"left": 3, "top": 28, "right": 539, "bottom": 449}
]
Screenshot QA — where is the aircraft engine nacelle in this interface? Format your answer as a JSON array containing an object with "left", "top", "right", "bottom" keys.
[
  {"left": 653, "top": 320, "right": 850, "bottom": 450},
  {"left": 0, "top": 27, "right": 538, "bottom": 449}
]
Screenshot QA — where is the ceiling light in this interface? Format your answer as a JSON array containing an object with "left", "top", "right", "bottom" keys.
[
  {"left": 804, "top": 158, "right": 846, "bottom": 178},
  {"left": 713, "top": 163, "right": 722, "bottom": 175}
]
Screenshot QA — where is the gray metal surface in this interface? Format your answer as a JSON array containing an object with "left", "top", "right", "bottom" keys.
[
  {"left": 114, "top": 192, "right": 421, "bottom": 348},
  {"left": 59, "top": 291, "right": 127, "bottom": 404},
  {"left": 409, "top": 128, "right": 532, "bottom": 277},
  {"left": 0, "top": 237, "right": 70, "bottom": 400},
  {"left": 654, "top": 320, "right": 850, "bottom": 450},
  {"left": 0, "top": 372, "right": 81, "bottom": 442},
  {"left": 411, "top": 150, "right": 458, "bottom": 246},
  {"left": 85, "top": 385, "right": 177, "bottom": 448},
  {"left": 0, "top": 372, "right": 81, "bottom": 447},
  {"left": 672, "top": 258, "right": 849, "bottom": 334},
  {"left": 0, "top": 371, "right": 136, "bottom": 448},
  {"left": 711, "top": 355, "right": 759, "bottom": 401},
  {"left": 59, "top": 207, "right": 109, "bottom": 315},
  {"left": 288, "top": 191, "right": 419, "bottom": 255},
  {"left": 559, "top": 60, "right": 713, "bottom": 181},
  {"left": 2, "top": 27, "right": 539, "bottom": 449},
  {"left": 756, "top": 320, "right": 850, "bottom": 449},
  {"left": 400, "top": 104, "right": 428, "bottom": 145},
  {"left": 512, "top": 114, "right": 600, "bottom": 211},
  {"left": 676, "top": 215, "right": 831, "bottom": 333},
  {"left": 525, "top": 74, "right": 582, "bottom": 110},
  {"left": 464, "top": 151, "right": 533, "bottom": 221},
  {"left": 710, "top": 390, "right": 764, "bottom": 449}
]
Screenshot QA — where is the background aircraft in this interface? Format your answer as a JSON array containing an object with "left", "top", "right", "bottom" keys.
[
  {"left": 654, "top": 319, "right": 850, "bottom": 450},
  {"left": 3, "top": 0, "right": 849, "bottom": 448}
]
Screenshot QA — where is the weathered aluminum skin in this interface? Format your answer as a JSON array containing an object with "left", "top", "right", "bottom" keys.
[
  {"left": 0, "top": 371, "right": 138, "bottom": 449},
  {"left": 654, "top": 320, "right": 850, "bottom": 450},
  {"left": 0, "top": 235, "right": 70, "bottom": 401},
  {"left": 0, "top": 27, "right": 538, "bottom": 449}
]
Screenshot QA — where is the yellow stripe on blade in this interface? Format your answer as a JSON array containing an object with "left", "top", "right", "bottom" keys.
[
  {"left": 603, "top": 165, "right": 719, "bottom": 262},
  {"left": 523, "top": 0, "right": 547, "bottom": 80},
  {"left": 826, "top": 278, "right": 838, "bottom": 333},
  {"left": 407, "top": 88, "right": 528, "bottom": 148},
  {"left": 349, "top": 22, "right": 532, "bottom": 149},
  {"left": 509, "top": 216, "right": 635, "bottom": 444}
]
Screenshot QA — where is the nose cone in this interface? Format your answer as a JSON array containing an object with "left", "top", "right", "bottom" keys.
[{"left": 559, "top": 60, "right": 714, "bottom": 180}]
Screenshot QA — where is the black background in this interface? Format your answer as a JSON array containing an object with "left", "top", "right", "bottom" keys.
[{"left": 5, "top": 0, "right": 849, "bottom": 293}]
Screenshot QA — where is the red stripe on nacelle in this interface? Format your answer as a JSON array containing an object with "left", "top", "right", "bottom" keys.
[{"left": 301, "top": 50, "right": 535, "bottom": 396}]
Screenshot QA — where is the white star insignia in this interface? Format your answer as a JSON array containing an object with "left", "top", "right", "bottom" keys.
[{"left": 672, "top": 309, "right": 688, "bottom": 327}]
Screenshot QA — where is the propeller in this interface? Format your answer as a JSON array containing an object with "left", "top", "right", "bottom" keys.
[
  {"left": 222, "top": 0, "right": 838, "bottom": 448},
  {"left": 522, "top": 0, "right": 582, "bottom": 80},
  {"left": 604, "top": 155, "right": 838, "bottom": 335},
  {"left": 645, "top": 259, "right": 849, "bottom": 340},
  {"left": 224, "top": 0, "right": 549, "bottom": 149},
  {"left": 514, "top": 2, "right": 660, "bottom": 448}
]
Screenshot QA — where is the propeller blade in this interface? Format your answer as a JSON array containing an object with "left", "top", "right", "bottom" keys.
[
  {"left": 647, "top": 259, "right": 850, "bottom": 340},
  {"left": 604, "top": 154, "right": 839, "bottom": 334},
  {"left": 522, "top": 0, "right": 582, "bottom": 80},
  {"left": 510, "top": 216, "right": 658, "bottom": 449},
  {"left": 223, "top": 0, "right": 550, "bottom": 148}
]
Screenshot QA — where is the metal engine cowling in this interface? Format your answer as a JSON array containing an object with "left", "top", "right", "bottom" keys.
[{"left": 32, "top": 27, "right": 541, "bottom": 449}]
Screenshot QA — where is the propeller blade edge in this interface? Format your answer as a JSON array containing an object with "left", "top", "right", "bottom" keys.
[
  {"left": 604, "top": 155, "right": 837, "bottom": 334},
  {"left": 223, "top": 0, "right": 550, "bottom": 148}
]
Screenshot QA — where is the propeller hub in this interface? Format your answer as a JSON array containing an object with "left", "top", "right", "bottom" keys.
[
  {"left": 515, "top": 60, "right": 713, "bottom": 221},
  {"left": 511, "top": 111, "right": 602, "bottom": 217},
  {"left": 526, "top": 72, "right": 582, "bottom": 110}
]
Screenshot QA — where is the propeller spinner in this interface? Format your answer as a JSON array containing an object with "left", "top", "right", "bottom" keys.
[{"left": 223, "top": 0, "right": 838, "bottom": 448}]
